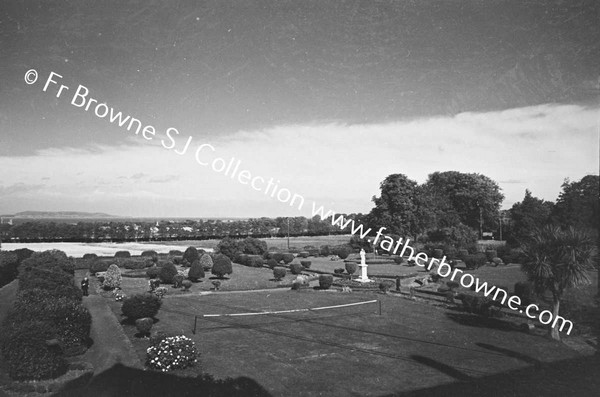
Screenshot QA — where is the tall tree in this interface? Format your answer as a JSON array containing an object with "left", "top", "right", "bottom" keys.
[
  {"left": 508, "top": 189, "right": 554, "bottom": 246},
  {"left": 368, "top": 174, "right": 419, "bottom": 237},
  {"left": 552, "top": 175, "right": 599, "bottom": 232},
  {"left": 424, "top": 171, "right": 504, "bottom": 238},
  {"left": 521, "top": 226, "right": 596, "bottom": 340}
]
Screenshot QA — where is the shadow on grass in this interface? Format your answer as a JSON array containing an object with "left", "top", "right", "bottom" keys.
[
  {"left": 475, "top": 342, "right": 542, "bottom": 368},
  {"left": 410, "top": 355, "right": 472, "bottom": 381},
  {"left": 52, "top": 363, "right": 272, "bottom": 397},
  {"left": 445, "top": 312, "right": 521, "bottom": 333},
  {"left": 385, "top": 354, "right": 600, "bottom": 396}
]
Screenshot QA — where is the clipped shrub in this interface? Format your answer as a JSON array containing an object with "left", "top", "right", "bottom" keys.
[
  {"left": 282, "top": 253, "right": 294, "bottom": 264},
  {"left": 336, "top": 247, "right": 351, "bottom": 260},
  {"left": 492, "top": 257, "right": 503, "bottom": 266},
  {"left": 0, "top": 251, "right": 19, "bottom": 288},
  {"left": 298, "top": 251, "right": 309, "bottom": 258},
  {"left": 345, "top": 261, "right": 358, "bottom": 275},
  {"left": 199, "top": 253, "right": 213, "bottom": 271},
  {"left": 300, "top": 260, "right": 311, "bottom": 269},
  {"left": 135, "top": 317, "right": 154, "bottom": 336},
  {"left": 114, "top": 250, "right": 131, "bottom": 259},
  {"left": 169, "top": 250, "right": 183, "bottom": 256},
  {"left": 90, "top": 260, "right": 110, "bottom": 275},
  {"left": 432, "top": 249, "right": 443, "bottom": 259},
  {"left": 319, "top": 274, "right": 333, "bottom": 289},
  {"left": 183, "top": 246, "right": 200, "bottom": 264},
  {"left": 308, "top": 249, "right": 319, "bottom": 257},
  {"left": 266, "top": 259, "right": 278, "bottom": 269},
  {"left": 290, "top": 263, "right": 303, "bottom": 275},
  {"left": 0, "top": 320, "right": 68, "bottom": 380},
  {"left": 146, "top": 266, "right": 161, "bottom": 279},
  {"left": 20, "top": 250, "right": 74, "bottom": 275},
  {"left": 291, "top": 275, "right": 310, "bottom": 290},
  {"left": 103, "top": 264, "right": 122, "bottom": 290},
  {"left": 247, "top": 255, "right": 264, "bottom": 268},
  {"left": 457, "top": 249, "right": 469, "bottom": 260},
  {"left": 146, "top": 335, "right": 198, "bottom": 372},
  {"left": 272, "top": 252, "right": 284, "bottom": 263},
  {"left": 121, "top": 294, "right": 162, "bottom": 320},
  {"left": 211, "top": 254, "right": 233, "bottom": 278},
  {"left": 393, "top": 256, "right": 405, "bottom": 264},
  {"left": 172, "top": 274, "right": 184, "bottom": 288},
  {"left": 459, "top": 293, "right": 499, "bottom": 317},
  {"left": 379, "top": 280, "right": 394, "bottom": 293},
  {"left": 319, "top": 245, "right": 331, "bottom": 256},
  {"left": 180, "top": 280, "right": 191, "bottom": 291},
  {"left": 141, "top": 250, "right": 158, "bottom": 259},
  {"left": 446, "top": 281, "right": 460, "bottom": 291},
  {"left": 464, "top": 253, "right": 487, "bottom": 270},
  {"left": 123, "top": 259, "right": 148, "bottom": 270},
  {"left": 82, "top": 253, "right": 98, "bottom": 261},
  {"left": 334, "top": 268, "right": 344, "bottom": 274},
  {"left": 273, "top": 267, "right": 287, "bottom": 281},
  {"left": 159, "top": 262, "right": 178, "bottom": 284},
  {"left": 188, "top": 260, "right": 205, "bottom": 282},
  {"left": 216, "top": 237, "right": 242, "bottom": 261}
]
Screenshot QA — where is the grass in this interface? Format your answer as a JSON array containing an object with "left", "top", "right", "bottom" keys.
[{"left": 110, "top": 289, "right": 586, "bottom": 396}]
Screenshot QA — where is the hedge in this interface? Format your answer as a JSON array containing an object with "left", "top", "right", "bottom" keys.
[
  {"left": 290, "top": 263, "right": 303, "bottom": 275},
  {"left": 121, "top": 294, "right": 162, "bottom": 320}
]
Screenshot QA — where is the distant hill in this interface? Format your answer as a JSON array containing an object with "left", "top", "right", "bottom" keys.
[{"left": 3, "top": 211, "right": 121, "bottom": 219}]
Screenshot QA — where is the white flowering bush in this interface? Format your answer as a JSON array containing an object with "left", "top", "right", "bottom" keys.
[
  {"left": 146, "top": 335, "right": 198, "bottom": 372},
  {"left": 153, "top": 286, "right": 168, "bottom": 299}
]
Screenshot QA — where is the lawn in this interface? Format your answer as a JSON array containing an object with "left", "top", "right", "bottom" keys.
[{"left": 111, "top": 289, "right": 585, "bottom": 396}]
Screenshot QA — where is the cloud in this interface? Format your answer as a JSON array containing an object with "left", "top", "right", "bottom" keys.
[
  {"left": 0, "top": 183, "right": 44, "bottom": 196},
  {"left": 0, "top": 103, "right": 597, "bottom": 216}
]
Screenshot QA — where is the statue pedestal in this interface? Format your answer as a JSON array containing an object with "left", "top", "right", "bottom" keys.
[{"left": 356, "top": 263, "right": 371, "bottom": 283}]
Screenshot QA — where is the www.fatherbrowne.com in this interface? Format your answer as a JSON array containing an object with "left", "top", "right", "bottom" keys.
[
  {"left": 309, "top": 203, "right": 575, "bottom": 336},
  {"left": 34, "top": 69, "right": 574, "bottom": 336}
]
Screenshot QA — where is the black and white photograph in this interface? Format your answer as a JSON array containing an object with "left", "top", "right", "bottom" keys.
[{"left": 0, "top": 1, "right": 598, "bottom": 396}]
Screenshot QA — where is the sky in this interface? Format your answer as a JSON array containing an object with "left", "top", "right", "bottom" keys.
[{"left": 0, "top": 0, "right": 598, "bottom": 218}]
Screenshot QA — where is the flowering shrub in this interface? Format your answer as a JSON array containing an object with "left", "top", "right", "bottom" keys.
[
  {"left": 153, "top": 286, "right": 168, "bottom": 299},
  {"left": 103, "top": 264, "right": 122, "bottom": 290},
  {"left": 146, "top": 335, "right": 198, "bottom": 372}
]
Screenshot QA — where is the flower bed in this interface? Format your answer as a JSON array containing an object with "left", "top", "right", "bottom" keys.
[{"left": 146, "top": 335, "right": 198, "bottom": 372}]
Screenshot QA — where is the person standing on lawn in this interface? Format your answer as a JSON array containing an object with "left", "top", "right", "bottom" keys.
[{"left": 81, "top": 277, "right": 89, "bottom": 296}]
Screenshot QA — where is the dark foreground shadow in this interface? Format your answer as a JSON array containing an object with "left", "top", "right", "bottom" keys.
[
  {"left": 52, "top": 363, "right": 272, "bottom": 397},
  {"left": 383, "top": 354, "right": 600, "bottom": 397},
  {"left": 445, "top": 312, "right": 521, "bottom": 333}
]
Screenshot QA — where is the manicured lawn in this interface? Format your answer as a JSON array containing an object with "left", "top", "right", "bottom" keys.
[{"left": 108, "top": 288, "right": 586, "bottom": 396}]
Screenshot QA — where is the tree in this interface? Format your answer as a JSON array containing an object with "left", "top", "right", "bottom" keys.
[
  {"left": 521, "top": 226, "right": 596, "bottom": 340},
  {"left": 424, "top": 172, "right": 504, "bottom": 238},
  {"left": 188, "top": 259, "right": 205, "bottom": 282},
  {"left": 508, "top": 190, "right": 554, "bottom": 246},
  {"left": 183, "top": 247, "right": 200, "bottom": 264},
  {"left": 216, "top": 237, "right": 242, "bottom": 261},
  {"left": 368, "top": 174, "right": 419, "bottom": 236},
  {"left": 211, "top": 254, "right": 233, "bottom": 279},
  {"left": 552, "top": 175, "right": 599, "bottom": 232}
]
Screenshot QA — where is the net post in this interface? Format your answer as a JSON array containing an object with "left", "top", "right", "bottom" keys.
[
  {"left": 378, "top": 300, "right": 382, "bottom": 316},
  {"left": 193, "top": 315, "right": 197, "bottom": 334}
]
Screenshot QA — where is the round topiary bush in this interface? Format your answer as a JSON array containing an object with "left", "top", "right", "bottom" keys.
[
  {"left": 271, "top": 252, "right": 284, "bottom": 263},
  {"left": 247, "top": 255, "right": 264, "bottom": 268},
  {"left": 334, "top": 268, "right": 344, "bottom": 274},
  {"left": 273, "top": 267, "right": 287, "bottom": 281},
  {"left": 182, "top": 280, "right": 192, "bottom": 290},
  {"left": 300, "top": 260, "right": 311, "bottom": 269},
  {"left": 393, "top": 256, "right": 405, "bottom": 264},
  {"left": 345, "top": 261, "right": 357, "bottom": 275},
  {"left": 319, "top": 274, "right": 333, "bottom": 290},
  {"left": 336, "top": 247, "right": 351, "bottom": 260},
  {"left": 492, "top": 257, "right": 503, "bottom": 266},
  {"left": 199, "top": 253, "right": 213, "bottom": 271},
  {"left": 433, "top": 249, "right": 443, "bottom": 259},
  {"left": 146, "top": 266, "right": 161, "bottom": 279},
  {"left": 211, "top": 254, "right": 233, "bottom": 279},
  {"left": 188, "top": 259, "right": 205, "bottom": 282},
  {"left": 169, "top": 250, "right": 183, "bottom": 256},
  {"left": 319, "top": 245, "right": 331, "bottom": 256},
  {"left": 159, "top": 262, "right": 178, "bottom": 284},
  {"left": 103, "top": 264, "right": 122, "bottom": 290},
  {"left": 298, "top": 251, "right": 309, "bottom": 258},
  {"left": 183, "top": 247, "right": 200, "bottom": 264},
  {"left": 266, "top": 258, "right": 278, "bottom": 269},
  {"left": 135, "top": 317, "right": 154, "bottom": 336},
  {"left": 282, "top": 253, "right": 294, "bottom": 264},
  {"left": 485, "top": 249, "right": 497, "bottom": 261},
  {"left": 290, "top": 263, "right": 303, "bottom": 275},
  {"left": 121, "top": 294, "right": 162, "bottom": 320},
  {"left": 114, "top": 251, "right": 131, "bottom": 259}
]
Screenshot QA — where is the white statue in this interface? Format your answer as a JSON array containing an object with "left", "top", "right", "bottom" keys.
[
  {"left": 357, "top": 249, "right": 370, "bottom": 282},
  {"left": 360, "top": 249, "right": 366, "bottom": 265}
]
